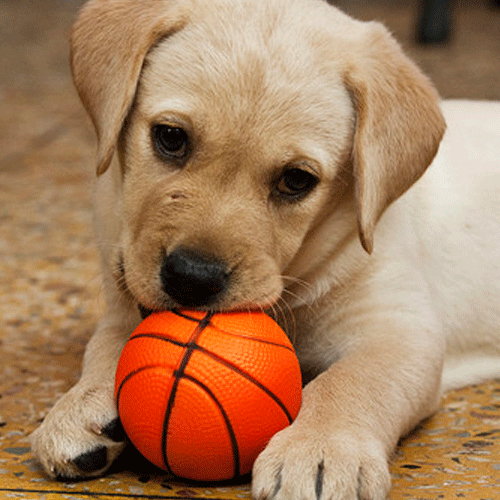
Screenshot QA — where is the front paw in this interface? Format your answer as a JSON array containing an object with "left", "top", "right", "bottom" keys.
[
  {"left": 252, "top": 425, "right": 390, "bottom": 500},
  {"left": 30, "top": 382, "right": 127, "bottom": 480}
]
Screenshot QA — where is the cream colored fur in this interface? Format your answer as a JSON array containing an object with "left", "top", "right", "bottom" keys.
[{"left": 30, "top": 0, "right": 500, "bottom": 499}]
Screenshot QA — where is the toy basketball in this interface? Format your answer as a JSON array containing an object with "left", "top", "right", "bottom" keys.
[{"left": 114, "top": 309, "right": 302, "bottom": 481}]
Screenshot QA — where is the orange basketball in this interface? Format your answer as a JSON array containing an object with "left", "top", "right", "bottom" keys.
[{"left": 114, "top": 309, "right": 302, "bottom": 481}]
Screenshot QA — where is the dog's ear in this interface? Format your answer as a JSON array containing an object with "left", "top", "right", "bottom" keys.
[
  {"left": 70, "top": 0, "right": 190, "bottom": 175},
  {"left": 344, "top": 23, "right": 446, "bottom": 254}
]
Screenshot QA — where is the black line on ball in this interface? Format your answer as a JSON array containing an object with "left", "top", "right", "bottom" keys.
[
  {"left": 129, "top": 332, "right": 186, "bottom": 348},
  {"left": 214, "top": 328, "right": 295, "bottom": 352},
  {"left": 116, "top": 364, "right": 167, "bottom": 411},
  {"left": 174, "top": 310, "right": 295, "bottom": 352},
  {"left": 116, "top": 363, "right": 174, "bottom": 471},
  {"left": 196, "top": 345, "right": 295, "bottom": 424},
  {"left": 131, "top": 330, "right": 294, "bottom": 354},
  {"left": 129, "top": 325, "right": 296, "bottom": 424},
  {"left": 180, "top": 373, "right": 240, "bottom": 479},
  {"left": 171, "top": 309, "right": 205, "bottom": 323},
  {"left": 161, "top": 311, "right": 214, "bottom": 474}
]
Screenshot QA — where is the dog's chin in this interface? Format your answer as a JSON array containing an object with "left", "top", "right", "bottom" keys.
[
  {"left": 136, "top": 294, "right": 228, "bottom": 319},
  {"left": 136, "top": 302, "right": 218, "bottom": 320},
  {"left": 136, "top": 297, "right": 281, "bottom": 320}
]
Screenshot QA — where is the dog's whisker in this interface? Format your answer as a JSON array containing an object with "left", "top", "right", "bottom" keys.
[
  {"left": 281, "top": 275, "right": 315, "bottom": 293},
  {"left": 267, "top": 298, "right": 297, "bottom": 345},
  {"left": 280, "top": 275, "right": 318, "bottom": 310}
]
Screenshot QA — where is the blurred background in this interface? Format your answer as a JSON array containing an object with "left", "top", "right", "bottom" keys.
[
  {"left": 2, "top": 0, "right": 499, "bottom": 182},
  {"left": 338, "top": 0, "right": 500, "bottom": 100}
]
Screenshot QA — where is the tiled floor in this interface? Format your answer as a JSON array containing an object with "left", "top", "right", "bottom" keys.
[{"left": 1, "top": 0, "right": 500, "bottom": 499}]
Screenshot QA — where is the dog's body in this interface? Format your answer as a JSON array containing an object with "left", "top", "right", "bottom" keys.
[{"left": 30, "top": 0, "right": 500, "bottom": 498}]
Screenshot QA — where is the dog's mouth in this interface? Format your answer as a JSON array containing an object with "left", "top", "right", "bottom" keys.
[
  {"left": 117, "top": 248, "right": 233, "bottom": 319},
  {"left": 138, "top": 303, "right": 155, "bottom": 320},
  {"left": 137, "top": 303, "right": 217, "bottom": 320},
  {"left": 119, "top": 249, "right": 283, "bottom": 320}
]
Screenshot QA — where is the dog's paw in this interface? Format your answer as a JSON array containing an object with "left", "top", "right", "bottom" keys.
[
  {"left": 252, "top": 425, "right": 391, "bottom": 500},
  {"left": 30, "top": 381, "right": 126, "bottom": 480}
]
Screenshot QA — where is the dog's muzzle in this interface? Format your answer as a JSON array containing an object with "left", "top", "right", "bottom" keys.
[{"left": 160, "top": 248, "right": 230, "bottom": 308}]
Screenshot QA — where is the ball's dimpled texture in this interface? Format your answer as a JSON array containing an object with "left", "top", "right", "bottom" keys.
[{"left": 115, "top": 310, "right": 302, "bottom": 481}]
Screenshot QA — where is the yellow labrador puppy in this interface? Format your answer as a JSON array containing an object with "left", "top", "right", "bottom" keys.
[{"left": 31, "top": 0, "right": 500, "bottom": 498}]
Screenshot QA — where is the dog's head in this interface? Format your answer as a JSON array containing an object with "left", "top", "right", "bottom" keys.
[{"left": 71, "top": 0, "right": 445, "bottom": 312}]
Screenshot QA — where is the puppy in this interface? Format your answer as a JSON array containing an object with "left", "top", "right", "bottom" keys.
[{"left": 30, "top": 0, "right": 500, "bottom": 498}]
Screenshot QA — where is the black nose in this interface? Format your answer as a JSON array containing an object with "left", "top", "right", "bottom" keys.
[{"left": 160, "top": 248, "right": 229, "bottom": 307}]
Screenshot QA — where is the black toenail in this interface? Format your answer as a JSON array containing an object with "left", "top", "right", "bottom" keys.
[
  {"left": 72, "top": 446, "right": 108, "bottom": 473},
  {"left": 102, "top": 418, "right": 127, "bottom": 442},
  {"left": 272, "top": 466, "right": 283, "bottom": 497},
  {"left": 315, "top": 461, "right": 325, "bottom": 500},
  {"left": 55, "top": 473, "right": 79, "bottom": 482}
]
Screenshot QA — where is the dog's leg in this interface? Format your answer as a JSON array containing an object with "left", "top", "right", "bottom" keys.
[
  {"left": 252, "top": 318, "right": 444, "bottom": 500},
  {"left": 30, "top": 311, "right": 137, "bottom": 480}
]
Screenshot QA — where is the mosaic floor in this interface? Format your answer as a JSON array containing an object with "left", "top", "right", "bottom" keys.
[{"left": 1, "top": 379, "right": 500, "bottom": 499}]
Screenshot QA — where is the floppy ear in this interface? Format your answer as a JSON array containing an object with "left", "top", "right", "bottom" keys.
[
  {"left": 344, "top": 23, "right": 446, "bottom": 254},
  {"left": 70, "top": 0, "right": 190, "bottom": 175}
]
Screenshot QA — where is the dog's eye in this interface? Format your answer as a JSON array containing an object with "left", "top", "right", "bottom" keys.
[
  {"left": 152, "top": 124, "right": 189, "bottom": 159},
  {"left": 275, "top": 168, "right": 319, "bottom": 200}
]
